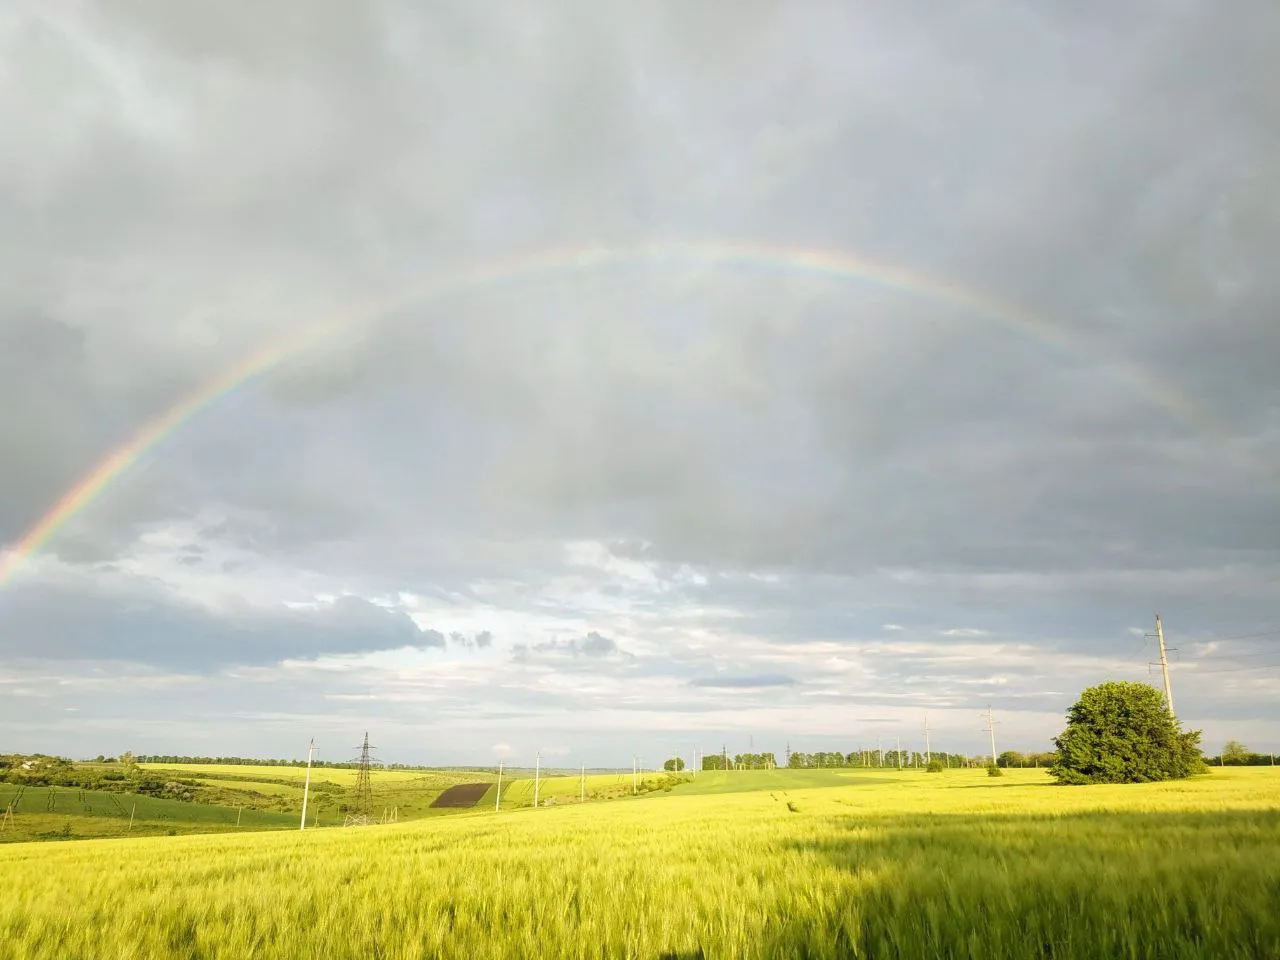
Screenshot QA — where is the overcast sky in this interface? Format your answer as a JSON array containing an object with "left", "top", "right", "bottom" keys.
[{"left": 2, "top": 1, "right": 1277, "bottom": 767}]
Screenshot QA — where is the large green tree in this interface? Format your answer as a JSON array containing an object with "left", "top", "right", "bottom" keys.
[
  {"left": 1051, "top": 681, "right": 1205, "bottom": 784},
  {"left": 1220, "top": 740, "right": 1251, "bottom": 765}
]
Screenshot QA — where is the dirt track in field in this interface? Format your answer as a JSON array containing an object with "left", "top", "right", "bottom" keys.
[{"left": 429, "top": 783, "right": 490, "bottom": 808}]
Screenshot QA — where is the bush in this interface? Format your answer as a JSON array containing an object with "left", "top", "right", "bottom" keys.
[
  {"left": 925, "top": 760, "right": 944, "bottom": 773},
  {"left": 987, "top": 764, "right": 1003, "bottom": 777},
  {"left": 1051, "top": 680, "right": 1205, "bottom": 784}
]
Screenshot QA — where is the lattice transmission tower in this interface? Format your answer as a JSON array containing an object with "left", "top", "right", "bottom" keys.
[{"left": 344, "top": 731, "right": 377, "bottom": 827}]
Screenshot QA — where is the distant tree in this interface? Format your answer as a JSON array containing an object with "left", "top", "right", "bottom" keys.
[
  {"left": 663, "top": 757, "right": 685, "bottom": 772},
  {"left": 1051, "top": 681, "right": 1205, "bottom": 785},
  {"left": 1220, "top": 740, "right": 1251, "bottom": 766},
  {"left": 997, "top": 751, "right": 1025, "bottom": 768}
]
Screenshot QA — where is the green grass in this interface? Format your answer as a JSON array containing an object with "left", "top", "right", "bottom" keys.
[
  {"left": 1, "top": 767, "right": 1276, "bottom": 958},
  {"left": 497, "top": 770, "right": 670, "bottom": 807},
  {"left": 1, "top": 765, "right": 503, "bottom": 841},
  {"left": 0, "top": 782, "right": 297, "bottom": 842},
  {"left": 143, "top": 763, "right": 501, "bottom": 820}
]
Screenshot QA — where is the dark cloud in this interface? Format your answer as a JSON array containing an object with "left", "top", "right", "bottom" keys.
[{"left": 0, "top": 579, "right": 442, "bottom": 668}]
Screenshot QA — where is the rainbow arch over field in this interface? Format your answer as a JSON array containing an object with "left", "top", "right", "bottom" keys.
[{"left": 0, "top": 239, "right": 1213, "bottom": 589}]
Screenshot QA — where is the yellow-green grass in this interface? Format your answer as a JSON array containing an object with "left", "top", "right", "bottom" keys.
[{"left": 1, "top": 767, "right": 1276, "bottom": 958}]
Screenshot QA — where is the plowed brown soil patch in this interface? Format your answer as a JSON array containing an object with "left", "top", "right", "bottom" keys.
[{"left": 430, "top": 783, "right": 490, "bottom": 808}]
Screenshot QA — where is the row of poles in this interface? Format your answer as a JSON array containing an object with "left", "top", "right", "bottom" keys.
[{"left": 494, "top": 751, "right": 677, "bottom": 811}]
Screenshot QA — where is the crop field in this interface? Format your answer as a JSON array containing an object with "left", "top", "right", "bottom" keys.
[{"left": 1, "top": 767, "right": 1276, "bottom": 958}]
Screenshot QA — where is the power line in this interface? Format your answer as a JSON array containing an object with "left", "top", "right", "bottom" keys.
[
  {"left": 1198, "top": 628, "right": 1280, "bottom": 644},
  {"left": 1172, "top": 661, "right": 1280, "bottom": 676}
]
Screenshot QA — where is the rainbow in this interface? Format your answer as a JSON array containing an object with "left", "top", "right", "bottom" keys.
[{"left": 0, "top": 240, "right": 1211, "bottom": 588}]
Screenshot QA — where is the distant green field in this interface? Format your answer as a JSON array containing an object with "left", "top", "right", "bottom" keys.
[
  {"left": 673, "top": 767, "right": 895, "bottom": 795},
  {"left": 0, "top": 782, "right": 297, "bottom": 843},
  {"left": 139, "top": 763, "right": 479, "bottom": 785},
  {"left": 1, "top": 764, "right": 506, "bottom": 842},
  {"left": 498, "top": 771, "right": 648, "bottom": 807},
  {"left": 1, "top": 767, "right": 1276, "bottom": 958},
  {"left": 143, "top": 763, "right": 504, "bottom": 823}
]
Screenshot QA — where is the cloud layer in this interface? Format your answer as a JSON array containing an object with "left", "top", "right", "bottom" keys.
[{"left": 1, "top": 0, "right": 1277, "bottom": 763}]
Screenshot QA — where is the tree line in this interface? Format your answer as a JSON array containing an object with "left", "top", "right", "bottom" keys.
[
  {"left": 1208, "top": 741, "right": 1275, "bottom": 766},
  {"left": 692, "top": 750, "right": 1051, "bottom": 770}
]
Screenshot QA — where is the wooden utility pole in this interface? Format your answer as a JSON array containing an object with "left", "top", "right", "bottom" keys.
[
  {"left": 1155, "top": 614, "right": 1175, "bottom": 717},
  {"left": 236, "top": 805, "right": 242, "bottom": 827},
  {"left": 128, "top": 803, "right": 135, "bottom": 831},
  {"left": 300, "top": 738, "right": 315, "bottom": 831}
]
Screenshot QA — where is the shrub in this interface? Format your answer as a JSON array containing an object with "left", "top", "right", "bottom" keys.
[
  {"left": 987, "top": 764, "right": 1003, "bottom": 777},
  {"left": 926, "top": 760, "right": 944, "bottom": 773},
  {"left": 1051, "top": 680, "right": 1205, "bottom": 784}
]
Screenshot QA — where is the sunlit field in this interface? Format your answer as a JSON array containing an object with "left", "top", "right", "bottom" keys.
[{"left": 2, "top": 767, "right": 1276, "bottom": 959}]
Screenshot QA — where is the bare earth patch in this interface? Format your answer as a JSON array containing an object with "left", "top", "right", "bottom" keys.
[{"left": 429, "top": 783, "right": 490, "bottom": 808}]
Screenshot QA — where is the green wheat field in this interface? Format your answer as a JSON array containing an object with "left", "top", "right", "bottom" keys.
[{"left": 2, "top": 766, "right": 1277, "bottom": 959}]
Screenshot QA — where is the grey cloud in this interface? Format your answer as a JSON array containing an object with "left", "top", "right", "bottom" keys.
[
  {"left": 1, "top": 1, "right": 1278, "bottom": 758},
  {"left": 691, "top": 675, "right": 797, "bottom": 689},
  {"left": 512, "top": 631, "right": 624, "bottom": 662},
  {"left": 446, "top": 630, "right": 495, "bottom": 649},
  {"left": 0, "top": 578, "right": 442, "bottom": 668}
]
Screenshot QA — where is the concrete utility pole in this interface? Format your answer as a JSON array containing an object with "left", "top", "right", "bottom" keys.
[
  {"left": 495, "top": 760, "right": 504, "bottom": 811},
  {"left": 1155, "top": 614, "right": 1176, "bottom": 718},
  {"left": 986, "top": 705, "right": 998, "bottom": 765},
  {"left": 534, "top": 751, "right": 542, "bottom": 808},
  {"left": 896, "top": 736, "right": 902, "bottom": 770},
  {"left": 300, "top": 738, "right": 315, "bottom": 831},
  {"left": 923, "top": 714, "right": 931, "bottom": 764}
]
